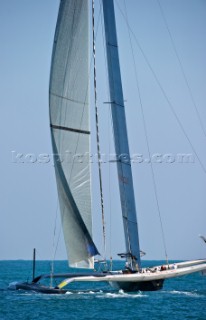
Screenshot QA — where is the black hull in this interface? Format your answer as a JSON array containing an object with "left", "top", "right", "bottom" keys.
[
  {"left": 111, "top": 279, "right": 164, "bottom": 292},
  {"left": 9, "top": 282, "right": 67, "bottom": 294},
  {"left": 9, "top": 276, "right": 164, "bottom": 293},
  {"left": 10, "top": 280, "right": 164, "bottom": 293}
]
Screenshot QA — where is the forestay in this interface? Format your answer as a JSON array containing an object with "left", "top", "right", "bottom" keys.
[{"left": 49, "top": 0, "right": 98, "bottom": 268}]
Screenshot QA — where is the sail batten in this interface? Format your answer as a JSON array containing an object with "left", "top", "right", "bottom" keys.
[
  {"left": 50, "top": 124, "right": 90, "bottom": 135},
  {"left": 49, "top": 0, "right": 98, "bottom": 269}
]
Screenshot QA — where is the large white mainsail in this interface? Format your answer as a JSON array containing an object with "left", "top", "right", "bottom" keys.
[{"left": 49, "top": 0, "right": 98, "bottom": 268}]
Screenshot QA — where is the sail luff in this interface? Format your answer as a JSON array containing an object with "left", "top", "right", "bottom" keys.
[
  {"left": 49, "top": 0, "right": 98, "bottom": 268},
  {"left": 102, "top": 0, "right": 141, "bottom": 269}
]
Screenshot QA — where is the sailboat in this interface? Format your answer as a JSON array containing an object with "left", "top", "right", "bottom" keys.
[{"left": 9, "top": 0, "right": 206, "bottom": 293}]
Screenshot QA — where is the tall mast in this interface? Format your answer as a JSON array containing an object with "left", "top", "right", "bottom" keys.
[{"left": 102, "top": 0, "right": 141, "bottom": 270}]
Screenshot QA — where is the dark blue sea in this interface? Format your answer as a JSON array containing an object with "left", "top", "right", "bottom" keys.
[{"left": 0, "top": 260, "right": 205, "bottom": 320}]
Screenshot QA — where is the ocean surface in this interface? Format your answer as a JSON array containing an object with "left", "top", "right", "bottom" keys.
[{"left": 0, "top": 260, "right": 205, "bottom": 320}]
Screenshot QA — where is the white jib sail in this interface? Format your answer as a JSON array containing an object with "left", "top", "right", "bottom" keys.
[{"left": 49, "top": 0, "right": 98, "bottom": 268}]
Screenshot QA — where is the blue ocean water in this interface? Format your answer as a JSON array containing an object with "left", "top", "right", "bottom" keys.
[{"left": 0, "top": 260, "right": 205, "bottom": 320}]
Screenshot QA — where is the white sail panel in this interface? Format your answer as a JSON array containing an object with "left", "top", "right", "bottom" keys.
[{"left": 49, "top": 0, "right": 98, "bottom": 268}]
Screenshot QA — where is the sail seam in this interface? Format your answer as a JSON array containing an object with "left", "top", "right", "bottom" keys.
[
  {"left": 50, "top": 124, "right": 90, "bottom": 135},
  {"left": 50, "top": 92, "right": 89, "bottom": 106}
]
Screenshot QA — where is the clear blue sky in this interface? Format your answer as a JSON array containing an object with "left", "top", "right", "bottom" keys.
[{"left": 0, "top": 0, "right": 206, "bottom": 262}]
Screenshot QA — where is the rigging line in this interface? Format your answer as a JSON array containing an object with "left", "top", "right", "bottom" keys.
[
  {"left": 116, "top": 1, "right": 206, "bottom": 175},
  {"left": 51, "top": 198, "right": 59, "bottom": 264},
  {"left": 108, "top": 105, "right": 112, "bottom": 260},
  {"left": 50, "top": 199, "right": 59, "bottom": 287},
  {"left": 123, "top": 0, "right": 168, "bottom": 262},
  {"left": 53, "top": 206, "right": 65, "bottom": 264},
  {"left": 157, "top": 0, "right": 206, "bottom": 138},
  {"left": 92, "top": 0, "right": 106, "bottom": 260},
  {"left": 50, "top": 200, "right": 59, "bottom": 288}
]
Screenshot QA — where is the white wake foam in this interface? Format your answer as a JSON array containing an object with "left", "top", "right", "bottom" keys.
[{"left": 169, "top": 290, "right": 201, "bottom": 297}]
